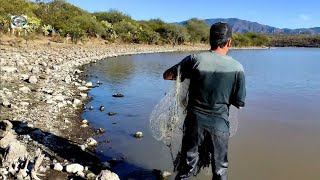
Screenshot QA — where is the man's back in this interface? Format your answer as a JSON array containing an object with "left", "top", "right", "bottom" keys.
[{"left": 182, "top": 51, "right": 246, "bottom": 122}]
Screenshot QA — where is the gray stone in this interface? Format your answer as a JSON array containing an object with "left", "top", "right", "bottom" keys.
[
  {"left": 73, "top": 98, "right": 82, "bottom": 106},
  {"left": 1, "top": 100, "right": 11, "bottom": 108},
  {"left": 53, "top": 163, "right": 63, "bottom": 171},
  {"left": 85, "top": 82, "right": 93, "bottom": 88},
  {"left": 77, "top": 86, "right": 89, "bottom": 91},
  {"left": 19, "top": 86, "right": 31, "bottom": 93},
  {"left": 134, "top": 132, "right": 143, "bottom": 138},
  {"left": 96, "top": 170, "right": 120, "bottom": 180},
  {"left": 31, "top": 66, "right": 40, "bottom": 73},
  {"left": 20, "top": 74, "right": 29, "bottom": 81},
  {"left": 66, "top": 163, "right": 84, "bottom": 174},
  {"left": 87, "top": 172, "right": 96, "bottom": 179}
]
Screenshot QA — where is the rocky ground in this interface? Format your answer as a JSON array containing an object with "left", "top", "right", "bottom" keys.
[{"left": 0, "top": 42, "right": 208, "bottom": 180}]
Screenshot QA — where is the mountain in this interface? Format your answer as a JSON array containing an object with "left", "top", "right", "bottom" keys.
[{"left": 179, "top": 18, "right": 320, "bottom": 34}]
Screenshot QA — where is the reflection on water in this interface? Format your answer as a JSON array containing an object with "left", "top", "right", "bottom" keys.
[{"left": 82, "top": 48, "right": 320, "bottom": 180}]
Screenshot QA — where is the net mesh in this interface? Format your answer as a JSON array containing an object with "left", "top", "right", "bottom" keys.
[{"left": 149, "top": 68, "right": 239, "bottom": 147}]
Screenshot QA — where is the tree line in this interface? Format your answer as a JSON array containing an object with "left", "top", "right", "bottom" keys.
[{"left": 1, "top": 0, "right": 271, "bottom": 46}]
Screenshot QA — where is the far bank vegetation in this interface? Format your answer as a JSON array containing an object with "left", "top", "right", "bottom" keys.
[{"left": 0, "top": 0, "right": 319, "bottom": 47}]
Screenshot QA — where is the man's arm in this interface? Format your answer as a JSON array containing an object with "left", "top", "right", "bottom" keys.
[
  {"left": 231, "top": 70, "right": 246, "bottom": 109},
  {"left": 163, "top": 55, "right": 194, "bottom": 81}
]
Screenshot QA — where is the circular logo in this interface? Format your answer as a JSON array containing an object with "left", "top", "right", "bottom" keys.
[{"left": 11, "top": 16, "right": 27, "bottom": 28}]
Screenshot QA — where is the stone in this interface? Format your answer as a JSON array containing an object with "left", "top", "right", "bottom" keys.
[
  {"left": 96, "top": 170, "right": 120, "bottom": 180},
  {"left": 85, "top": 82, "right": 93, "bottom": 88},
  {"left": 80, "top": 124, "right": 88, "bottom": 128},
  {"left": 108, "top": 112, "right": 117, "bottom": 116},
  {"left": 82, "top": 119, "right": 88, "bottom": 124},
  {"left": 99, "top": 106, "right": 105, "bottom": 111},
  {"left": 28, "top": 75, "right": 38, "bottom": 84},
  {"left": 77, "top": 86, "right": 89, "bottom": 91},
  {"left": 134, "top": 132, "right": 143, "bottom": 138},
  {"left": 161, "top": 171, "right": 172, "bottom": 179},
  {"left": 1, "top": 100, "right": 11, "bottom": 108},
  {"left": 79, "top": 144, "right": 86, "bottom": 151},
  {"left": 2, "top": 66, "right": 17, "bottom": 73},
  {"left": 54, "top": 94, "right": 65, "bottom": 102},
  {"left": 73, "top": 98, "right": 82, "bottom": 106},
  {"left": 96, "top": 128, "right": 105, "bottom": 134},
  {"left": 19, "top": 86, "right": 31, "bottom": 93},
  {"left": 31, "top": 66, "right": 40, "bottom": 73},
  {"left": 0, "top": 131, "right": 17, "bottom": 148},
  {"left": 112, "top": 93, "right": 124, "bottom": 98},
  {"left": 77, "top": 171, "right": 85, "bottom": 178},
  {"left": 20, "top": 74, "right": 29, "bottom": 81},
  {"left": 65, "top": 75, "right": 72, "bottom": 84},
  {"left": 80, "top": 93, "right": 87, "bottom": 98},
  {"left": 86, "top": 172, "right": 96, "bottom": 179},
  {"left": 89, "top": 106, "right": 94, "bottom": 110},
  {"left": 74, "top": 69, "right": 83, "bottom": 74},
  {"left": 86, "top": 138, "right": 98, "bottom": 146},
  {"left": 20, "top": 102, "right": 29, "bottom": 106},
  {"left": 3, "top": 142, "right": 27, "bottom": 167},
  {"left": 53, "top": 163, "right": 63, "bottom": 171},
  {"left": 66, "top": 163, "right": 84, "bottom": 174}
]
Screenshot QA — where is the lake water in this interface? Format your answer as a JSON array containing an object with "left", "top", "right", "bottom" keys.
[{"left": 82, "top": 48, "right": 320, "bottom": 180}]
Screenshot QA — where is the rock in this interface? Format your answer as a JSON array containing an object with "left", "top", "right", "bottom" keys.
[
  {"left": 161, "top": 171, "right": 172, "bottom": 179},
  {"left": 0, "top": 131, "right": 17, "bottom": 148},
  {"left": 112, "top": 93, "right": 124, "bottom": 98},
  {"left": 28, "top": 75, "right": 38, "bottom": 84},
  {"left": 53, "top": 163, "right": 63, "bottom": 171},
  {"left": 20, "top": 74, "right": 29, "bottom": 81},
  {"left": 108, "top": 112, "right": 117, "bottom": 116},
  {"left": 64, "top": 75, "right": 72, "bottom": 84},
  {"left": 2, "top": 142, "right": 27, "bottom": 167},
  {"left": 77, "top": 171, "right": 85, "bottom": 178},
  {"left": 134, "top": 132, "right": 143, "bottom": 138},
  {"left": 19, "top": 86, "right": 31, "bottom": 93},
  {"left": 66, "top": 163, "right": 84, "bottom": 174},
  {"left": 97, "top": 81, "right": 102, "bottom": 85},
  {"left": 54, "top": 94, "right": 65, "bottom": 102},
  {"left": 79, "top": 144, "right": 87, "bottom": 151},
  {"left": 86, "top": 82, "right": 93, "bottom": 88},
  {"left": 20, "top": 102, "right": 29, "bottom": 106},
  {"left": 89, "top": 106, "right": 94, "bottom": 110},
  {"left": 80, "top": 93, "right": 87, "bottom": 98},
  {"left": 96, "top": 128, "right": 105, "bottom": 134},
  {"left": 31, "top": 66, "right": 40, "bottom": 73},
  {"left": 86, "top": 138, "right": 98, "bottom": 146},
  {"left": 77, "top": 86, "right": 89, "bottom": 91},
  {"left": 74, "top": 69, "right": 83, "bottom": 74},
  {"left": 2, "top": 66, "right": 17, "bottom": 73},
  {"left": 80, "top": 124, "right": 88, "bottom": 128},
  {"left": 99, "top": 106, "right": 105, "bottom": 111},
  {"left": 1, "top": 100, "right": 11, "bottom": 108},
  {"left": 73, "top": 98, "right": 82, "bottom": 106},
  {"left": 82, "top": 119, "right": 88, "bottom": 124},
  {"left": 87, "top": 172, "right": 96, "bottom": 179},
  {"left": 96, "top": 170, "right": 120, "bottom": 180}
]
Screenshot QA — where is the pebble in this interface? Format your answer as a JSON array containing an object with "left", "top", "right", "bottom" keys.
[
  {"left": 73, "top": 98, "right": 82, "bottom": 106},
  {"left": 108, "top": 112, "right": 117, "bottom": 116},
  {"left": 89, "top": 106, "right": 94, "bottom": 110},
  {"left": 86, "top": 172, "right": 96, "bottom": 179},
  {"left": 97, "top": 128, "right": 105, "bottom": 133},
  {"left": 99, "top": 106, "right": 105, "bottom": 111},
  {"left": 80, "top": 124, "right": 88, "bottom": 128},
  {"left": 28, "top": 75, "right": 38, "bottom": 84},
  {"left": 53, "top": 163, "right": 63, "bottom": 171},
  {"left": 80, "top": 93, "right": 87, "bottom": 98},
  {"left": 82, "top": 119, "right": 88, "bottom": 124},
  {"left": 2, "top": 66, "right": 17, "bottom": 73},
  {"left": 161, "top": 171, "right": 172, "bottom": 179},
  {"left": 134, "top": 132, "right": 144, "bottom": 138},
  {"left": 85, "top": 82, "right": 93, "bottom": 88},
  {"left": 86, "top": 138, "right": 98, "bottom": 146},
  {"left": 77, "top": 86, "right": 89, "bottom": 91},
  {"left": 1, "top": 100, "right": 11, "bottom": 108}
]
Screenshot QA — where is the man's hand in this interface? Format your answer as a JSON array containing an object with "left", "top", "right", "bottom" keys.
[{"left": 163, "top": 69, "right": 176, "bottom": 80}]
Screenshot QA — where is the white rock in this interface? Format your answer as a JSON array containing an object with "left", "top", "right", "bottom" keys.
[
  {"left": 2, "top": 66, "right": 17, "bottom": 73},
  {"left": 80, "top": 93, "right": 88, "bottom": 98},
  {"left": 96, "top": 170, "right": 120, "bottom": 180},
  {"left": 53, "top": 163, "right": 63, "bottom": 171},
  {"left": 161, "top": 171, "right": 172, "bottom": 179},
  {"left": 77, "top": 86, "right": 89, "bottom": 91},
  {"left": 79, "top": 144, "right": 87, "bottom": 151},
  {"left": 31, "top": 66, "right": 40, "bottom": 73},
  {"left": 80, "top": 124, "right": 88, "bottom": 128},
  {"left": 28, "top": 75, "right": 38, "bottom": 84},
  {"left": 65, "top": 75, "right": 72, "bottom": 84},
  {"left": 73, "top": 98, "right": 82, "bottom": 106},
  {"left": 86, "top": 138, "right": 98, "bottom": 146},
  {"left": 134, "top": 131, "right": 144, "bottom": 138},
  {"left": 82, "top": 119, "right": 88, "bottom": 124},
  {"left": 19, "top": 86, "right": 31, "bottom": 93},
  {"left": 54, "top": 94, "right": 65, "bottom": 102},
  {"left": 77, "top": 171, "right": 85, "bottom": 178},
  {"left": 2, "top": 100, "right": 11, "bottom": 107},
  {"left": 66, "top": 163, "right": 84, "bottom": 174},
  {"left": 87, "top": 172, "right": 96, "bottom": 179},
  {"left": 20, "top": 74, "right": 29, "bottom": 81},
  {"left": 85, "top": 82, "right": 93, "bottom": 88},
  {"left": 20, "top": 102, "right": 29, "bottom": 106}
]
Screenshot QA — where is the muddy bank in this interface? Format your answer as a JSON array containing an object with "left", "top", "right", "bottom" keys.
[{"left": 0, "top": 43, "right": 208, "bottom": 179}]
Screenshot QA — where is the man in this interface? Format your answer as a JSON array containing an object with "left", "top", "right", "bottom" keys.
[{"left": 163, "top": 22, "right": 246, "bottom": 180}]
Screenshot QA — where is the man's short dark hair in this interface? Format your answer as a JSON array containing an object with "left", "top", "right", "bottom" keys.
[{"left": 210, "top": 22, "right": 232, "bottom": 50}]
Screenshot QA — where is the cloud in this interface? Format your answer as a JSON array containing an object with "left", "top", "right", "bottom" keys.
[{"left": 299, "top": 14, "right": 311, "bottom": 21}]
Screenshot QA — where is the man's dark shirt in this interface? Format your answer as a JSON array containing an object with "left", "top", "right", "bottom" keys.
[{"left": 169, "top": 51, "right": 246, "bottom": 133}]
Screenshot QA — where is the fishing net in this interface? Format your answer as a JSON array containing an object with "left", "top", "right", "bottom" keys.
[{"left": 149, "top": 68, "right": 239, "bottom": 147}]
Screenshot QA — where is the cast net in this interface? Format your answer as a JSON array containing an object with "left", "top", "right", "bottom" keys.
[{"left": 149, "top": 67, "right": 239, "bottom": 147}]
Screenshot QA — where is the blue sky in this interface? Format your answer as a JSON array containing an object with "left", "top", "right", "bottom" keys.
[{"left": 66, "top": 0, "right": 319, "bottom": 29}]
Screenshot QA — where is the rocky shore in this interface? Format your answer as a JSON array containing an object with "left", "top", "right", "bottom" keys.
[{"left": 0, "top": 43, "right": 208, "bottom": 179}]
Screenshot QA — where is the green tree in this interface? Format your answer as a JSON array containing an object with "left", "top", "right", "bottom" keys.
[
  {"left": 93, "top": 10, "right": 133, "bottom": 24},
  {"left": 185, "top": 18, "right": 209, "bottom": 44}
]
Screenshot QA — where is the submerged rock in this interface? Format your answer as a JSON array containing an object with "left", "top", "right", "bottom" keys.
[
  {"left": 89, "top": 106, "right": 94, "bottom": 110},
  {"left": 99, "top": 106, "right": 105, "bottom": 111},
  {"left": 112, "top": 93, "right": 124, "bottom": 98},
  {"left": 96, "top": 128, "right": 105, "bottom": 134},
  {"left": 108, "top": 112, "right": 117, "bottom": 116}
]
